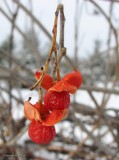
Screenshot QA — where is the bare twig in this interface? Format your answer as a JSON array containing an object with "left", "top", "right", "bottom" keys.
[
  {"left": 8, "top": 4, "right": 19, "bottom": 111},
  {"left": 80, "top": 85, "right": 119, "bottom": 95},
  {"left": 12, "top": 0, "right": 52, "bottom": 40},
  {"left": 0, "top": 7, "right": 41, "bottom": 66},
  {"left": 6, "top": 125, "right": 28, "bottom": 146},
  {"left": 30, "top": 4, "right": 65, "bottom": 90},
  {"left": 89, "top": 0, "right": 119, "bottom": 80}
]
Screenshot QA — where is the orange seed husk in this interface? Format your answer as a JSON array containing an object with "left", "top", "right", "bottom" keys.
[
  {"left": 62, "top": 69, "right": 82, "bottom": 89},
  {"left": 24, "top": 101, "right": 68, "bottom": 126},
  {"left": 42, "top": 109, "right": 68, "bottom": 126},
  {"left": 35, "top": 70, "right": 54, "bottom": 90},
  {"left": 24, "top": 101, "right": 41, "bottom": 121},
  {"left": 49, "top": 80, "right": 77, "bottom": 94}
]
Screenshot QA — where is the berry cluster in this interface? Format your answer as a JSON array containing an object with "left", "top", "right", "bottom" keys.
[{"left": 24, "top": 69, "right": 82, "bottom": 144}]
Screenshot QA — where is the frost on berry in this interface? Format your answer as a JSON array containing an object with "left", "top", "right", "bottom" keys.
[
  {"left": 44, "top": 91, "right": 70, "bottom": 111},
  {"left": 28, "top": 121, "right": 56, "bottom": 144},
  {"left": 35, "top": 70, "right": 54, "bottom": 90}
]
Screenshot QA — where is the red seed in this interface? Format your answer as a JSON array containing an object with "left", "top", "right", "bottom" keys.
[
  {"left": 28, "top": 121, "right": 56, "bottom": 144},
  {"left": 44, "top": 91, "right": 70, "bottom": 111}
]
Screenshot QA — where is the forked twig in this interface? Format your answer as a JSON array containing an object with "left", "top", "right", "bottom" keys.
[{"left": 30, "top": 4, "right": 65, "bottom": 90}]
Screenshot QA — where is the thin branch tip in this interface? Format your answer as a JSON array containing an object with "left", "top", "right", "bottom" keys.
[
  {"left": 30, "top": 87, "right": 34, "bottom": 91},
  {"left": 28, "top": 97, "right": 31, "bottom": 101},
  {"left": 58, "top": 3, "right": 63, "bottom": 9}
]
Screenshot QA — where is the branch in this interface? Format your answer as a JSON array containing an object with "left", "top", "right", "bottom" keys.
[
  {"left": 12, "top": 0, "right": 52, "bottom": 40},
  {"left": 0, "top": 7, "right": 41, "bottom": 67},
  {"left": 80, "top": 85, "right": 119, "bottom": 95}
]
